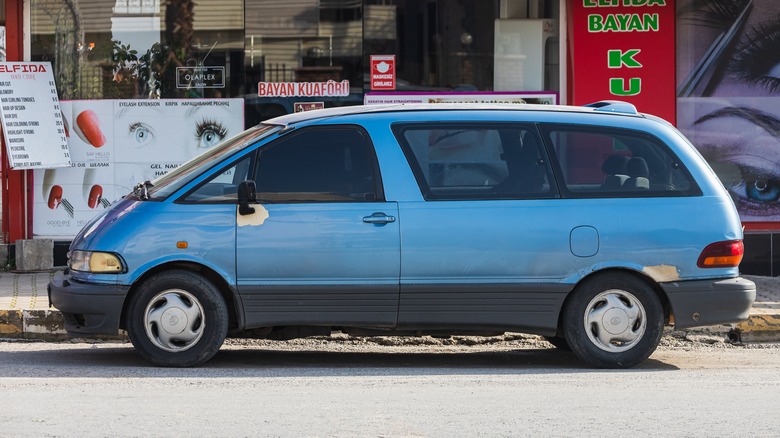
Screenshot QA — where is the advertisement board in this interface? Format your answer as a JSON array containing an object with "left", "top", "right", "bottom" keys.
[
  {"left": 33, "top": 98, "right": 244, "bottom": 238},
  {"left": 567, "top": 1, "right": 676, "bottom": 123},
  {"left": 0, "top": 62, "right": 72, "bottom": 169},
  {"left": 676, "top": 0, "right": 780, "bottom": 227}
]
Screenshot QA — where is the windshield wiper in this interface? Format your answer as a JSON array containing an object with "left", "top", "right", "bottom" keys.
[{"left": 133, "top": 180, "right": 153, "bottom": 200}]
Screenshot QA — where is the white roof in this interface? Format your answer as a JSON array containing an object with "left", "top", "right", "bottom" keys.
[{"left": 264, "top": 101, "right": 642, "bottom": 126}]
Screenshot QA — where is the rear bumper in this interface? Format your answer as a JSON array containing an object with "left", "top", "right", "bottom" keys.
[
  {"left": 48, "top": 271, "right": 129, "bottom": 336},
  {"left": 661, "top": 277, "right": 756, "bottom": 329}
]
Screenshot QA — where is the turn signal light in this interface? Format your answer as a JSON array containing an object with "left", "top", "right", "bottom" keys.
[{"left": 697, "top": 240, "right": 744, "bottom": 268}]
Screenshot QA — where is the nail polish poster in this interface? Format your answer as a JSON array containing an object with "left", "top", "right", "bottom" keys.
[
  {"left": 676, "top": 0, "right": 780, "bottom": 223},
  {"left": 33, "top": 98, "right": 244, "bottom": 237}
]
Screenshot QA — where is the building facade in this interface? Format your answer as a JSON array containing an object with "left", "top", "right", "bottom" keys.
[{"left": 2, "top": 0, "right": 780, "bottom": 274}]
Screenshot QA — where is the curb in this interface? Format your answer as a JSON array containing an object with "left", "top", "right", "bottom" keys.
[
  {"left": 0, "top": 309, "right": 68, "bottom": 340},
  {"left": 2, "top": 308, "right": 780, "bottom": 343},
  {"left": 733, "top": 314, "right": 780, "bottom": 343}
]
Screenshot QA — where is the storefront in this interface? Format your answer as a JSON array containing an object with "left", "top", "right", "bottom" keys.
[{"left": 1, "top": 0, "right": 779, "bottom": 274}]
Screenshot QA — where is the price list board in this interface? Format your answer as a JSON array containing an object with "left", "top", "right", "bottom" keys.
[{"left": 0, "top": 62, "right": 71, "bottom": 169}]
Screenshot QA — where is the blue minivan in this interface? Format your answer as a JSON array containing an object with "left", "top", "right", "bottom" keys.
[{"left": 49, "top": 102, "right": 756, "bottom": 368}]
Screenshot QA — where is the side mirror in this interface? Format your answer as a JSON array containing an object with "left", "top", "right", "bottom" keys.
[{"left": 238, "top": 180, "right": 257, "bottom": 215}]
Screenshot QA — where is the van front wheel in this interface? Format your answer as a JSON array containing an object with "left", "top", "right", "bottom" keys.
[
  {"left": 126, "top": 270, "right": 228, "bottom": 367},
  {"left": 562, "top": 274, "right": 663, "bottom": 369}
]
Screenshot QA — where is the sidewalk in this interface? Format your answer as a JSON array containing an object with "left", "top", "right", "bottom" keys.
[{"left": 0, "top": 271, "right": 778, "bottom": 342}]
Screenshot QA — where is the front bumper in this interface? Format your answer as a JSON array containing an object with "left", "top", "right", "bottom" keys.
[
  {"left": 662, "top": 277, "right": 756, "bottom": 329},
  {"left": 48, "top": 270, "right": 130, "bottom": 336}
]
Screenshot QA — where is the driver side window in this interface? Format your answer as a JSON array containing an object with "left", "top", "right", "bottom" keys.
[{"left": 254, "top": 126, "right": 381, "bottom": 203}]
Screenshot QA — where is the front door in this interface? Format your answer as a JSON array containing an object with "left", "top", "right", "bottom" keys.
[{"left": 235, "top": 126, "right": 400, "bottom": 328}]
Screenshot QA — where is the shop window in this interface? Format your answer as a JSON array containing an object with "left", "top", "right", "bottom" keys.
[
  {"left": 30, "top": 0, "right": 244, "bottom": 100},
  {"left": 364, "top": 1, "right": 560, "bottom": 94},
  {"left": 320, "top": 0, "right": 363, "bottom": 22},
  {"left": 244, "top": 0, "right": 364, "bottom": 126}
]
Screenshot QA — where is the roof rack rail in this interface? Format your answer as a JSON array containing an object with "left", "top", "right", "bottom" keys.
[{"left": 584, "top": 100, "right": 639, "bottom": 115}]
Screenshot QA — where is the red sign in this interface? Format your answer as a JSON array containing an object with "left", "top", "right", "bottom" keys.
[
  {"left": 370, "top": 55, "right": 396, "bottom": 91},
  {"left": 567, "top": 0, "right": 675, "bottom": 123}
]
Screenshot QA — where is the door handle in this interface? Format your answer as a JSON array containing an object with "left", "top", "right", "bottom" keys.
[{"left": 362, "top": 212, "right": 396, "bottom": 224}]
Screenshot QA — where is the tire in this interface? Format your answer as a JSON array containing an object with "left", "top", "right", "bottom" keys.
[
  {"left": 562, "top": 273, "right": 664, "bottom": 369},
  {"left": 126, "top": 270, "right": 228, "bottom": 367},
  {"left": 543, "top": 336, "right": 571, "bottom": 351}
]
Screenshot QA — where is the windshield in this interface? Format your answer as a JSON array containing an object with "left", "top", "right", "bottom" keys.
[{"left": 138, "top": 124, "right": 281, "bottom": 200}]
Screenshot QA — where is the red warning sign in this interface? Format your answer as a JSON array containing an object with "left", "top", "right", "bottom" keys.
[{"left": 370, "top": 55, "right": 396, "bottom": 91}]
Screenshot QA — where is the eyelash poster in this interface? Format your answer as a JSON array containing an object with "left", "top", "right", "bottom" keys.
[
  {"left": 32, "top": 98, "right": 244, "bottom": 237},
  {"left": 676, "top": 0, "right": 780, "bottom": 223}
]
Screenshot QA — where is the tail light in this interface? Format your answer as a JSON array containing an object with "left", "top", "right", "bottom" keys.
[{"left": 697, "top": 240, "right": 744, "bottom": 268}]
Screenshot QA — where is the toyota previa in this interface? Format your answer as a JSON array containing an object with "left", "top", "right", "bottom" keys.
[{"left": 49, "top": 102, "right": 756, "bottom": 368}]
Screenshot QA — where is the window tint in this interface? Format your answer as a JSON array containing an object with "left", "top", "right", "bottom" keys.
[
  {"left": 540, "top": 125, "right": 698, "bottom": 197},
  {"left": 254, "top": 127, "right": 380, "bottom": 203},
  {"left": 183, "top": 154, "right": 254, "bottom": 203},
  {"left": 394, "top": 124, "right": 555, "bottom": 200}
]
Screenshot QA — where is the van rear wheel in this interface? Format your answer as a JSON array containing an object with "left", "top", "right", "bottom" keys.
[
  {"left": 562, "top": 273, "right": 663, "bottom": 369},
  {"left": 126, "top": 270, "right": 228, "bottom": 367}
]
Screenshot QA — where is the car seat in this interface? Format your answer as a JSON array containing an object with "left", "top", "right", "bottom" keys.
[
  {"left": 601, "top": 154, "right": 630, "bottom": 190},
  {"left": 623, "top": 157, "right": 650, "bottom": 190}
]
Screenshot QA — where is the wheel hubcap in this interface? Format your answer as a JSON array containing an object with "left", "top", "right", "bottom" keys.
[
  {"left": 161, "top": 307, "right": 187, "bottom": 334},
  {"left": 144, "top": 289, "right": 205, "bottom": 353},
  {"left": 584, "top": 289, "right": 646, "bottom": 352}
]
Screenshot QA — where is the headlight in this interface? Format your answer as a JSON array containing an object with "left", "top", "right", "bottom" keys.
[{"left": 69, "top": 250, "right": 124, "bottom": 273}]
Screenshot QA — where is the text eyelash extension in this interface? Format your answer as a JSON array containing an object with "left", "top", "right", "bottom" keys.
[{"left": 729, "top": 18, "right": 780, "bottom": 93}]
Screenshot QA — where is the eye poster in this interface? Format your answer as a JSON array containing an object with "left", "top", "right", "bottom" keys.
[
  {"left": 676, "top": 0, "right": 780, "bottom": 224},
  {"left": 33, "top": 98, "right": 244, "bottom": 237}
]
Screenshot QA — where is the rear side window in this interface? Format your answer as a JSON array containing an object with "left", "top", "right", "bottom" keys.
[
  {"left": 394, "top": 124, "right": 556, "bottom": 200},
  {"left": 253, "top": 126, "right": 382, "bottom": 203},
  {"left": 540, "top": 124, "right": 700, "bottom": 197}
]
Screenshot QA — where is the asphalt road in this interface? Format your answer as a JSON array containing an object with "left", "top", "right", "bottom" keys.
[{"left": 0, "top": 336, "right": 779, "bottom": 437}]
